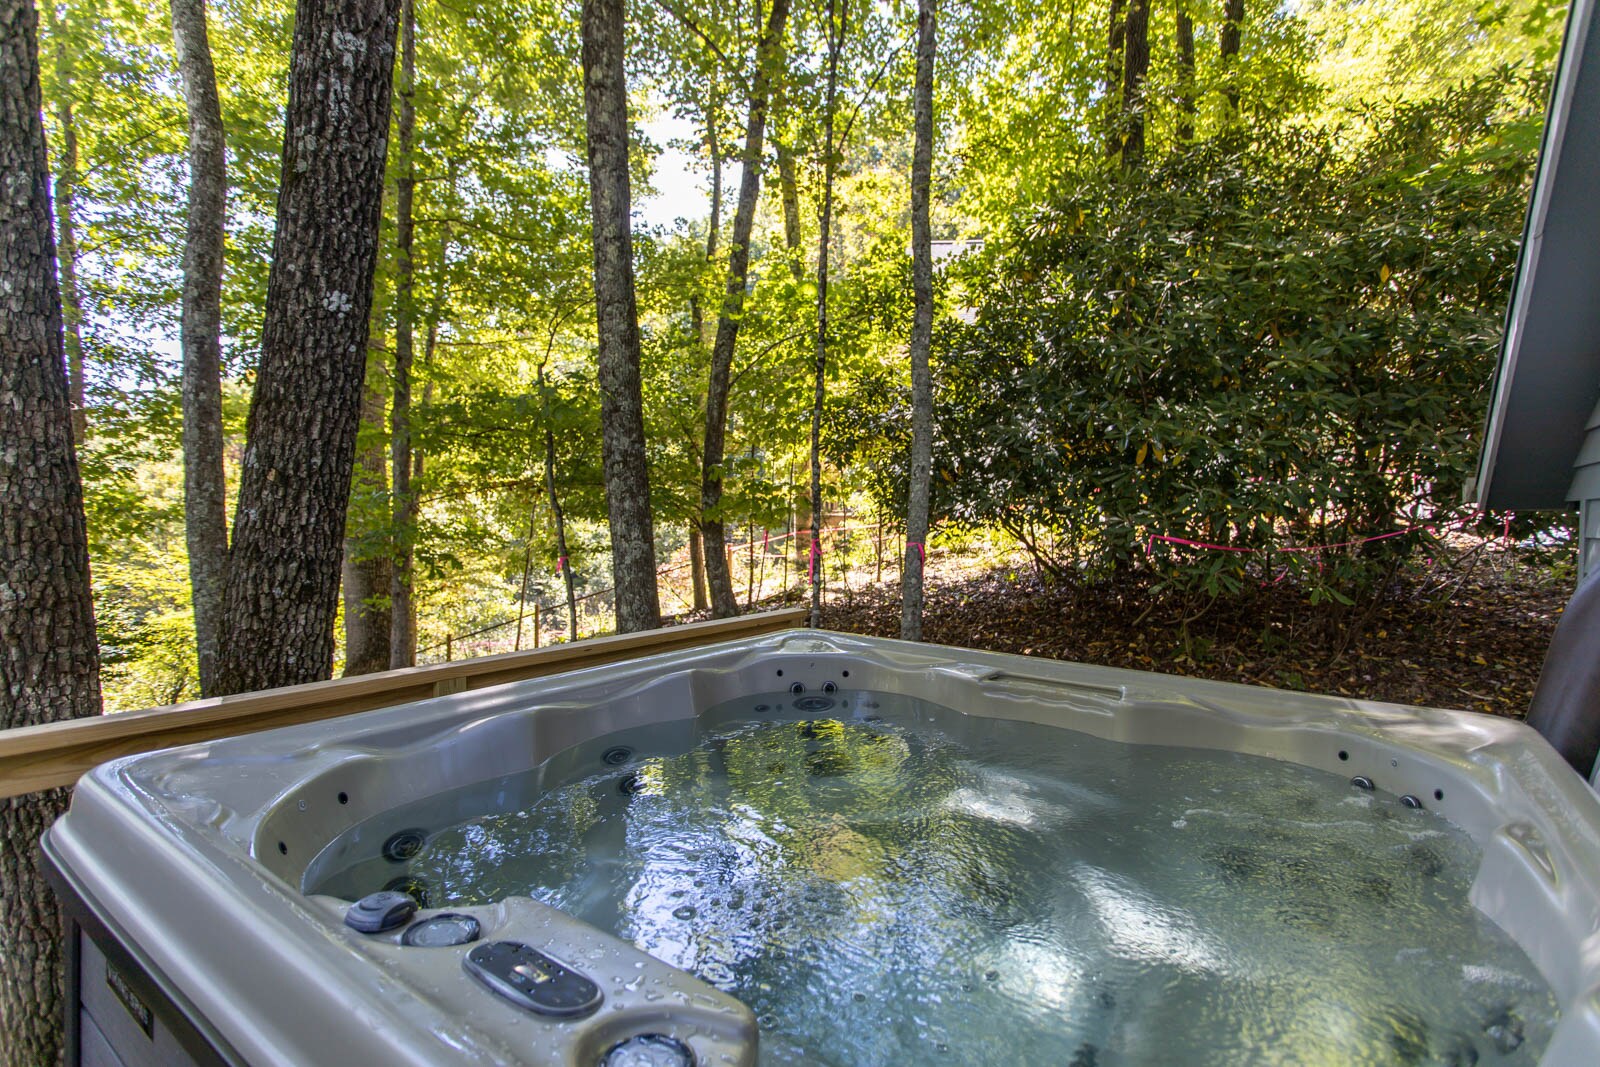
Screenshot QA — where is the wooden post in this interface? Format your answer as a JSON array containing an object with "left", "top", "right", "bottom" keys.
[
  {"left": 875, "top": 521, "right": 883, "bottom": 583},
  {"left": 445, "top": 634, "right": 453, "bottom": 662},
  {"left": 533, "top": 603, "right": 541, "bottom": 648}
]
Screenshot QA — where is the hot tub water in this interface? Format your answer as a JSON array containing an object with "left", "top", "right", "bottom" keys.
[{"left": 309, "top": 691, "right": 1558, "bottom": 1065}]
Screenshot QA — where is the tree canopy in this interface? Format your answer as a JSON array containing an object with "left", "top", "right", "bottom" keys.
[{"left": 32, "top": 0, "right": 1568, "bottom": 708}]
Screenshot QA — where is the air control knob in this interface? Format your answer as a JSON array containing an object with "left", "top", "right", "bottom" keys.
[{"left": 344, "top": 891, "right": 417, "bottom": 934}]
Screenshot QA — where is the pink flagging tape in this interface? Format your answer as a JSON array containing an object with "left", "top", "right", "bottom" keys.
[
  {"left": 557, "top": 555, "right": 568, "bottom": 571},
  {"left": 1145, "top": 512, "right": 1515, "bottom": 561},
  {"left": 908, "top": 540, "right": 926, "bottom": 563},
  {"left": 1147, "top": 525, "right": 1424, "bottom": 557}
]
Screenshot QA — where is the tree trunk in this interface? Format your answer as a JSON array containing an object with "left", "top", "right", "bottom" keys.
[
  {"left": 388, "top": 0, "right": 417, "bottom": 668},
  {"left": 700, "top": 0, "right": 792, "bottom": 619},
  {"left": 809, "top": 0, "right": 846, "bottom": 629},
  {"left": 1176, "top": 3, "right": 1195, "bottom": 142},
  {"left": 341, "top": 371, "right": 392, "bottom": 675},
  {"left": 772, "top": 83, "right": 804, "bottom": 280},
  {"left": 1121, "top": 0, "right": 1150, "bottom": 166},
  {"left": 1220, "top": 0, "right": 1243, "bottom": 111},
  {"left": 391, "top": 163, "right": 452, "bottom": 665},
  {"left": 41, "top": 3, "right": 84, "bottom": 444},
  {"left": 0, "top": 2, "right": 103, "bottom": 1061},
  {"left": 1104, "top": 0, "right": 1126, "bottom": 157},
  {"left": 537, "top": 360, "right": 579, "bottom": 641},
  {"left": 581, "top": 0, "right": 660, "bottom": 632},
  {"left": 901, "top": 0, "right": 936, "bottom": 642},
  {"left": 171, "top": 0, "right": 230, "bottom": 696},
  {"left": 689, "top": 523, "right": 709, "bottom": 610},
  {"left": 214, "top": 0, "right": 402, "bottom": 695}
]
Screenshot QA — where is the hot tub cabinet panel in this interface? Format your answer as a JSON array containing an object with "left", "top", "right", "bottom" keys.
[{"left": 43, "top": 630, "right": 1600, "bottom": 1066}]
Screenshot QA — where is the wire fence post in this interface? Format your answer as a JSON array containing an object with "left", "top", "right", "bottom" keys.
[
  {"left": 445, "top": 634, "right": 453, "bottom": 662},
  {"left": 533, "top": 602, "right": 541, "bottom": 648}
]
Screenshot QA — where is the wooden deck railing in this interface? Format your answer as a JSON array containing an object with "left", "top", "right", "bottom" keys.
[{"left": 0, "top": 608, "right": 807, "bottom": 800}]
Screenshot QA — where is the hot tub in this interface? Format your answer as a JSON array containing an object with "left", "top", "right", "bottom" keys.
[{"left": 43, "top": 629, "right": 1600, "bottom": 1065}]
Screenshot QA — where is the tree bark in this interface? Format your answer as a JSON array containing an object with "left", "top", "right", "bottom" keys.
[
  {"left": 391, "top": 161, "right": 452, "bottom": 664},
  {"left": 214, "top": 0, "right": 402, "bottom": 695},
  {"left": 1220, "top": 0, "right": 1243, "bottom": 111},
  {"left": 1176, "top": 3, "right": 1195, "bottom": 142},
  {"left": 0, "top": 2, "right": 103, "bottom": 1061},
  {"left": 772, "top": 82, "right": 804, "bottom": 280},
  {"left": 342, "top": 370, "right": 392, "bottom": 675},
  {"left": 901, "top": 0, "right": 936, "bottom": 641},
  {"left": 388, "top": 0, "right": 417, "bottom": 668},
  {"left": 1121, "top": 0, "right": 1150, "bottom": 166},
  {"left": 41, "top": 2, "right": 84, "bottom": 444},
  {"left": 1104, "top": 0, "right": 1126, "bottom": 157},
  {"left": 700, "top": 0, "right": 792, "bottom": 619},
  {"left": 171, "top": 0, "right": 230, "bottom": 696},
  {"left": 581, "top": 0, "right": 660, "bottom": 632},
  {"left": 689, "top": 523, "right": 708, "bottom": 610},
  {"left": 538, "top": 362, "right": 579, "bottom": 641},
  {"left": 809, "top": 0, "right": 846, "bottom": 629}
]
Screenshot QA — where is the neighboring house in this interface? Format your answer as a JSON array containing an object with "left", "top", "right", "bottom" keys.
[{"left": 1472, "top": 0, "right": 1600, "bottom": 584}]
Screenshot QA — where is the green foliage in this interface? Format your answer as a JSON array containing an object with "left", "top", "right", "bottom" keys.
[{"left": 931, "top": 71, "right": 1548, "bottom": 598}]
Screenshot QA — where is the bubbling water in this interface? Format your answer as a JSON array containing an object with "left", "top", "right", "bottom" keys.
[{"left": 313, "top": 692, "right": 1559, "bottom": 1066}]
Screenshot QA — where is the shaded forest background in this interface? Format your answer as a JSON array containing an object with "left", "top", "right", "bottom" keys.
[{"left": 39, "top": 0, "right": 1572, "bottom": 711}]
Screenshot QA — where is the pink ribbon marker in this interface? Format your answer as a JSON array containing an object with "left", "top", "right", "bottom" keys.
[
  {"left": 557, "top": 555, "right": 568, "bottom": 571},
  {"left": 908, "top": 540, "right": 926, "bottom": 563}
]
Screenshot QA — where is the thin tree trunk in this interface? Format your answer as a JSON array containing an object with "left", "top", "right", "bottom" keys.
[
  {"left": 391, "top": 165, "right": 451, "bottom": 663},
  {"left": 701, "top": 0, "right": 792, "bottom": 619},
  {"left": 1176, "top": 3, "right": 1195, "bottom": 142},
  {"left": 171, "top": 0, "right": 230, "bottom": 696},
  {"left": 772, "top": 83, "right": 804, "bottom": 281},
  {"left": 1121, "top": 0, "right": 1150, "bottom": 166},
  {"left": 388, "top": 0, "right": 418, "bottom": 668},
  {"left": 687, "top": 87, "right": 720, "bottom": 609},
  {"left": 688, "top": 85, "right": 722, "bottom": 349},
  {"left": 214, "top": 0, "right": 402, "bottom": 695},
  {"left": 0, "top": 3, "right": 103, "bottom": 1060},
  {"left": 690, "top": 523, "right": 709, "bottom": 609},
  {"left": 809, "top": 0, "right": 845, "bottom": 629},
  {"left": 341, "top": 371, "right": 392, "bottom": 674},
  {"left": 1220, "top": 0, "right": 1243, "bottom": 111},
  {"left": 42, "top": 3, "right": 84, "bottom": 443},
  {"left": 901, "top": 0, "right": 936, "bottom": 641},
  {"left": 1105, "top": 0, "right": 1126, "bottom": 157},
  {"left": 582, "top": 0, "right": 659, "bottom": 632},
  {"left": 538, "top": 361, "right": 579, "bottom": 641}
]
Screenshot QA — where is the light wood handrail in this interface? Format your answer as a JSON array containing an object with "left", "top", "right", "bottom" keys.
[{"left": 0, "top": 609, "right": 806, "bottom": 799}]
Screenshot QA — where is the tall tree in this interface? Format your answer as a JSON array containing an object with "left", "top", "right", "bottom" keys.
[
  {"left": 699, "top": 0, "right": 792, "bottom": 618},
  {"left": 0, "top": 0, "right": 102, "bottom": 1060},
  {"left": 900, "top": 0, "right": 935, "bottom": 641},
  {"left": 1121, "top": 0, "right": 1150, "bottom": 164},
  {"left": 41, "top": 1, "right": 83, "bottom": 444},
  {"left": 1220, "top": 0, "right": 1244, "bottom": 110},
  {"left": 688, "top": 84, "right": 721, "bottom": 614},
  {"left": 581, "top": 0, "right": 660, "bottom": 632},
  {"left": 1104, "top": 0, "right": 1126, "bottom": 156},
  {"left": 214, "top": 0, "right": 403, "bottom": 695},
  {"left": 389, "top": 0, "right": 418, "bottom": 667},
  {"left": 342, "top": 365, "right": 393, "bottom": 675},
  {"left": 809, "top": 0, "right": 846, "bottom": 629},
  {"left": 538, "top": 359, "right": 579, "bottom": 640},
  {"left": 1175, "top": 1, "right": 1195, "bottom": 142},
  {"left": 171, "top": 0, "right": 230, "bottom": 696}
]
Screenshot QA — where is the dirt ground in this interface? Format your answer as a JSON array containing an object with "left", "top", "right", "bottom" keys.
[{"left": 815, "top": 541, "right": 1572, "bottom": 719}]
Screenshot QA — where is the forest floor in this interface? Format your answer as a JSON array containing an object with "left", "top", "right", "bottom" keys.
[{"left": 809, "top": 538, "right": 1573, "bottom": 719}]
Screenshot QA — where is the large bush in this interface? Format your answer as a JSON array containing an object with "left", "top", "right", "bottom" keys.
[{"left": 924, "top": 74, "right": 1547, "bottom": 599}]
